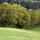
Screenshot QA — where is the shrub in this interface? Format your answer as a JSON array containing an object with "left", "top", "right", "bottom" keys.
[
  {"left": 0, "top": 2, "right": 40, "bottom": 29},
  {"left": 28, "top": 9, "right": 40, "bottom": 27},
  {"left": 0, "top": 2, "right": 13, "bottom": 26},
  {"left": 12, "top": 4, "right": 31, "bottom": 29},
  {"left": 0, "top": 3, "right": 31, "bottom": 29}
]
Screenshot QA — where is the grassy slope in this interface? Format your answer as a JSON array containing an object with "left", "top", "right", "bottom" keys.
[{"left": 0, "top": 28, "right": 40, "bottom": 40}]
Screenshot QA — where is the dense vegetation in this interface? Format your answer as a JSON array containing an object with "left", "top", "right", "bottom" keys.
[
  {"left": 21, "top": 1, "right": 40, "bottom": 9},
  {"left": 0, "top": 2, "right": 40, "bottom": 29},
  {"left": 0, "top": 0, "right": 40, "bottom": 9}
]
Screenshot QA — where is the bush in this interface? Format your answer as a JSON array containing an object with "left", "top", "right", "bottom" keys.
[
  {"left": 0, "top": 2, "right": 40, "bottom": 29},
  {"left": 11, "top": 4, "right": 31, "bottom": 29},
  {"left": 0, "top": 2, "right": 13, "bottom": 26},
  {"left": 0, "top": 3, "right": 31, "bottom": 29},
  {"left": 28, "top": 9, "right": 40, "bottom": 27}
]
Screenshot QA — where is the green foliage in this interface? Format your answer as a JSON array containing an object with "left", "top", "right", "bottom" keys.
[
  {"left": 11, "top": 4, "right": 31, "bottom": 29},
  {"left": 0, "top": 2, "right": 40, "bottom": 29},
  {"left": 0, "top": 3, "right": 31, "bottom": 29},
  {"left": 28, "top": 9, "right": 40, "bottom": 26}
]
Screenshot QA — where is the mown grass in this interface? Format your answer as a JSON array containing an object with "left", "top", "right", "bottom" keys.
[{"left": 0, "top": 27, "right": 40, "bottom": 40}]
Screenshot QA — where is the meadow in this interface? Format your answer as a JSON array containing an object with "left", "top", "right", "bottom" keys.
[{"left": 0, "top": 27, "right": 40, "bottom": 40}]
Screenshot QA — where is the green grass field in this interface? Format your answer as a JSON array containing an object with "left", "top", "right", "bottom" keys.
[{"left": 0, "top": 27, "right": 40, "bottom": 40}]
